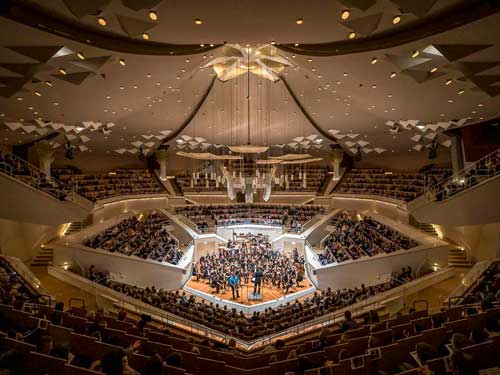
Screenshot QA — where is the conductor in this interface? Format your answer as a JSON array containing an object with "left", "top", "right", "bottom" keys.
[{"left": 253, "top": 268, "right": 263, "bottom": 295}]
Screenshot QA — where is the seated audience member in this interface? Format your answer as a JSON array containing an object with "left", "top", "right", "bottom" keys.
[
  {"left": 449, "top": 333, "right": 480, "bottom": 375},
  {"left": 341, "top": 310, "right": 358, "bottom": 332}
]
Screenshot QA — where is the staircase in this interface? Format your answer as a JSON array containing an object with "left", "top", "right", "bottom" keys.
[
  {"left": 448, "top": 247, "right": 474, "bottom": 268},
  {"left": 64, "top": 222, "right": 83, "bottom": 236},
  {"left": 416, "top": 222, "right": 439, "bottom": 237},
  {"left": 30, "top": 246, "right": 54, "bottom": 267}
]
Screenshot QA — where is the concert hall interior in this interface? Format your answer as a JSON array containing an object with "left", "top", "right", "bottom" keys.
[{"left": 0, "top": 1, "right": 500, "bottom": 374}]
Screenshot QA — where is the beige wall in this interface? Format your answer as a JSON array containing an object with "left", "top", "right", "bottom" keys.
[
  {"left": 0, "top": 218, "right": 63, "bottom": 261},
  {"left": 437, "top": 222, "right": 500, "bottom": 261}
]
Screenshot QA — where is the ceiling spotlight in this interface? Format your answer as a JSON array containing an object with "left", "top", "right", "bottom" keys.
[
  {"left": 270, "top": 41, "right": 276, "bottom": 45},
  {"left": 142, "top": 33, "right": 150, "bottom": 40},
  {"left": 119, "top": 58, "right": 126, "bottom": 66},
  {"left": 16, "top": 97, "right": 23, "bottom": 101},
  {"left": 97, "top": 17, "right": 107, "bottom": 26},
  {"left": 195, "top": 18, "right": 202, "bottom": 25},
  {"left": 294, "top": 43, "right": 300, "bottom": 47},
  {"left": 445, "top": 79, "right": 453, "bottom": 85},
  {"left": 392, "top": 15, "right": 401, "bottom": 24},
  {"left": 149, "top": 10, "right": 158, "bottom": 21},
  {"left": 430, "top": 67, "right": 438, "bottom": 73},
  {"left": 371, "top": 57, "right": 378, "bottom": 64},
  {"left": 59, "top": 68, "right": 67, "bottom": 75},
  {"left": 296, "top": 18, "right": 303, "bottom": 25},
  {"left": 341, "top": 10, "right": 350, "bottom": 20},
  {"left": 411, "top": 50, "right": 420, "bottom": 58},
  {"left": 390, "top": 72, "right": 397, "bottom": 78},
  {"left": 458, "top": 89, "right": 465, "bottom": 95},
  {"left": 34, "top": 91, "right": 41, "bottom": 97},
  {"left": 348, "top": 32, "right": 356, "bottom": 39},
  {"left": 45, "top": 80, "right": 53, "bottom": 87}
]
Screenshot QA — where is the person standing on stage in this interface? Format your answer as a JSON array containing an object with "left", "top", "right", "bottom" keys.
[
  {"left": 253, "top": 268, "right": 263, "bottom": 295},
  {"left": 228, "top": 273, "right": 240, "bottom": 299}
]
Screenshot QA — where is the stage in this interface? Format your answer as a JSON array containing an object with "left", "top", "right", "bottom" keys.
[{"left": 185, "top": 276, "right": 314, "bottom": 306}]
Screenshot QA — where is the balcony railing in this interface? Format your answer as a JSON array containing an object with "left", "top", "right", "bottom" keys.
[
  {"left": 409, "top": 149, "right": 500, "bottom": 210},
  {"left": 0, "top": 151, "right": 90, "bottom": 204}
]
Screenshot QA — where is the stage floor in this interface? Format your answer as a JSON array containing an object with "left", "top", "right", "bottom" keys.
[{"left": 185, "top": 277, "right": 314, "bottom": 306}]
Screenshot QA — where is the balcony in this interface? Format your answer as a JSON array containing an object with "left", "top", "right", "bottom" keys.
[
  {"left": 0, "top": 152, "right": 93, "bottom": 225},
  {"left": 408, "top": 149, "right": 500, "bottom": 226}
]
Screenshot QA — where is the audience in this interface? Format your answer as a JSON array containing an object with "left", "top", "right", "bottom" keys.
[
  {"left": 318, "top": 210, "right": 419, "bottom": 265},
  {"left": 85, "top": 266, "right": 415, "bottom": 340},
  {"left": 84, "top": 212, "right": 183, "bottom": 265},
  {"left": 176, "top": 204, "right": 325, "bottom": 231},
  {"left": 434, "top": 149, "right": 499, "bottom": 202},
  {"left": 55, "top": 168, "right": 164, "bottom": 202},
  {"left": 336, "top": 168, "right": 451, "bottom": 202},
  {"left": 0, "top": 152, "right": 70, "bottom": 200}
]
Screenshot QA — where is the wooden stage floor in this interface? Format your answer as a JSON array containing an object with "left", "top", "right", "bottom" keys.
[{"left": 185, "top": 277, "right": 314, "bottom": 306}]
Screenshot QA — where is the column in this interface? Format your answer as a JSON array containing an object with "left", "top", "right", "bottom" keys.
[
  {"left": 450, "top": 134, "right": 464, "bottom": 174},
  {"left": 35, "top": 140, "right": 54, "bottom": 179},
  {"left": 155, "top": 149, "right": 168, "bottom": 180},
  {"left": 331, "top": 148, "right": 344, "bottom": 180}
]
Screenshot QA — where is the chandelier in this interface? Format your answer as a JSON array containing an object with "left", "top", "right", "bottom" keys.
[{"left": 203, "top": 44, "right": 292, "bottom": 82}]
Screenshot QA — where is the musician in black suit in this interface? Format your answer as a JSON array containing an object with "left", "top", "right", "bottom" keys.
[{"left": 253, "top": 268, "right": 263, "bottom": 295}]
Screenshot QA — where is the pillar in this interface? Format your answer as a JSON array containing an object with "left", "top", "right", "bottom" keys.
[
  {"left": 155, "top": 149, "right": 168, "bottom": 180},
  {"left": 331, "top": 148, "right": 344, "bottom": 180},
  {"left": 35, "top": 140, "right": 54, "bottom": 179},
  {"left": 450, "top": 134, "right": 464, "bottom": 174}
]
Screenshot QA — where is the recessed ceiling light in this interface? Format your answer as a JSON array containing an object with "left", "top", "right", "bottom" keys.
[
  {"left": 348, "top": 32, "right": 356, "bottom": 39},
  {"left": 392, "top": 15, "right": 401, "bottom": 24},
  {"left": 296, "top": 18, "right": 303, "bottom": 25},
  {"left": 372, "top": 85, "right": 377, "bottom": 89},
  {"left": 195, "top": 18, "right": 202, "bottom": 25},
  {"left": 53, "top": 101, "right": 59, "bottom": 106},
  {"left": 77, "top": 52, "right": 85, "bottom": 60},
  {"left": 270, "top": 41, "right": 276, "bottom": 45},
  {"left": 119, "top": 86, "right": 124, "bottom": 90},
  {"left": 430, "top": 67, "right": 438, "bottom": 73},
  {"left": 59, "top": 68, "right": 67, "bottom": 75},
  {"left": 97, "top": 17, "right": 107, "bottom": 26},
  {"left": 445, "top": 79, "right": 453, "bottom": 85},
  {"left": 307, "top": 58, "right": 313, "bottom": 62},
  {"left": 45, "top": 80, "right": 53, "bottom": 87},
  {"left": 142, "top": 33, "right": 150, "bottom": 40},
  {"left": 478, "top": 103, "right": 483, "bottom": 107},
  {"left": 371, "top": 57, "right": 378, "bottom": 64},
  {"left": 411, "top": 50, "right": 420, "bottom": 58},
  {"left": 105, "top": 95, "right": 111, "bottom": 99},
  {"left": 118, "top": 58, "right": 126, "bottom": 66},
  {"left": 458, "top": 89, "right": 465, "bottom": 95},
  {"left": 133, "top": 85, "right": 138, "bottom": 89},
  {"left": 390, "top": 72, "right": 397, "bottom": 78},
  {"left": 448, "top": 99, "right": 453, "bottom": 103},
  {"left": 343, "top": 72, "right": 348, "bottom": 77},
  {"left": 341, "top": 10, "right": 350, "bottom": 20},
  {"left": 294, "top": 43, "right": 299, "bottom": 47},
  {"left": 149, "top": 10, "right": 158, "bottom": 21},
  {"left": 16, "top": 97, "right": 22, "bottom": 101},
  {"left": 147, "top": 73, "right": 152, "bottom": 78},
  {"left": 34, "top": 91, "right": 41, "bottom": 97}
]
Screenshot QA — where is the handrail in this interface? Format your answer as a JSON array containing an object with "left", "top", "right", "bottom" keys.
[
  {"left": 0, "top": 151, "right": 69, "bottom": 199},
  {"left": 409, "top": 148, "right": 500, "bottom": 209},
  {"left": 48, "top": 264, "right": 449, "bottom": 351}
]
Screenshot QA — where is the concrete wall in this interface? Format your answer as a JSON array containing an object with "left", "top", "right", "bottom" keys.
[
  {"left": 52, "top": 244, "right": 189, "bottom": 290},
  {"left": 313, "top": 245, "right": 450, "bottom": 290},
  {"left": 437, "top": 222, "right": 500, "bottom": 261},
  {"left": 0, "top": 218, "right": 63, "bottom": 262}
]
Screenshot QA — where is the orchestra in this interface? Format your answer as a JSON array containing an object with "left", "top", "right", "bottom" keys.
[{"left": 192, "top": 233, "right": 305, "bottom": 299}]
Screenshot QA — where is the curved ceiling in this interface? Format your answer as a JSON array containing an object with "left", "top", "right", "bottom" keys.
[{"left": 0, "top": 0, "right": 499, "bottom": 168}]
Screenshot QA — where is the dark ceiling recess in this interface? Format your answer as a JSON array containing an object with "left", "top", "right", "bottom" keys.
[
  {"left": 278, "top": 0, "right": 498, "bottom": 56},
  {"left": 446, "top": 117, "right": 500, "bottom": 162}
]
